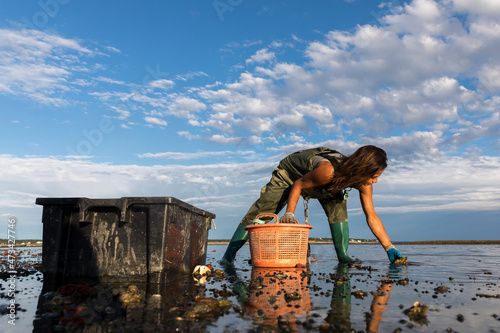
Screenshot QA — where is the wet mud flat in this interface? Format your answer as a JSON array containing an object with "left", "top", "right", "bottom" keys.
[{"left": 1, "top": 244, "right": 500, "bottom": 332}]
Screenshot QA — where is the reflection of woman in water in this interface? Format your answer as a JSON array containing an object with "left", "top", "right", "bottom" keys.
[
  {"left": 321, "top": 263, "right": 404, "bottom": 333},
  {"left": 322, "top": 264, "right": 352, "bottom": 332},
  {"left": 223, "top": 265, "right": 312, "bottom": 330},
  {"left": 246, "top": 268, "right": 312, "bottom": 329},
  {"left": 366, "top": 281, "right": 394, "bottom": 333},
  {"left": 221, "top": 145, "right": 403, "bottom": 265}
]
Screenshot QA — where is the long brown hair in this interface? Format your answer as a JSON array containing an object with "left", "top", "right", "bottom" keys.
[{"left": 327, "top": 145, "right": 387, "bottom": 191}]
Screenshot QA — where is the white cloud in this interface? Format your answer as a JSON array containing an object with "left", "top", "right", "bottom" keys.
[
  {"left": 105, "top": 46, "right": 121, "bottom": 53},
  {"left": 294, "top": 103, "right": 333, "bottom": 123},
  {"left": 165, "top": 96, "right": 206, "bottom": 118},
  {"left": 200, "top": 119, "right": 234, "bottom": 132},
  {"left": 246, "top": 48, "right": 276, "bottom": 65},
  {"left": 108, "top": 105, "right": 132, "bottom": 119},
  {"left": 453, "top": 0, "right": 500, "bottom": 16},
  {"left": 138, "top": 150, "right": 240, "bottom": 159},
  {"left": 0, "top": 28, "right": 95, "bottom": 105},
  {"left": 382, "top": 0, "right": 461, "bottom": 35},
  {"left": 478, "top": 64, "right": 500, "bottom": 93},
  {"left": 144, "top": 116, "right": 167, "bottom": 126},
  {"left": 208, "top": 134, "right": 262, "bottom": 145},
  {"left": 273, "top": 111, "right": 307, "bottom": 131},
  {"left": 372, "top": 131, "right": 444, "bottom": 160},
  {"left": 421, "top": 77, "right": 461, "bottom": 99},
  {"left": 178, "top": 131, "right": 200, "bottom": 140},
  {"left": 149, "top": 79, "right": 175, "bottom": 90},
  {"left": 181, "top": 2, "right": 486, "bottom": 148},
  {"left": 446, "top": 112, "right": 500, "bottom": 146},
  {"left": 219, "top": 40, "right": 263, "bottom": 54},
  {"left": 382, "top": 154, "right": 500, "bottom": 202},
  {"left": 286, "top": 133, "right": 307, "bottom": 143},
  {"left": 175, "top": 71, "right": 209, "bottom": 81},
  {"left": 95, "top": 76, "right": 129, "bottom": 86}
]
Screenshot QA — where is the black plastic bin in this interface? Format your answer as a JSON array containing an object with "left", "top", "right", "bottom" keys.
[{"left": 36, "top": 197, "right": 215, "bottom": 285}]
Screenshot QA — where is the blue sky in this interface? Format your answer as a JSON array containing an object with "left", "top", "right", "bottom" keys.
[{"left": 1, "top": 0, "right": 499, "bottom": 242}]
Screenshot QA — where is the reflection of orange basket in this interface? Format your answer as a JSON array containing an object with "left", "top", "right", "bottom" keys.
[
  {"left": 245, "top": 213, "right": 312, "bottom": 267},
  {"left": 245, "top": 267, "right": 312, "bottom": 326}
]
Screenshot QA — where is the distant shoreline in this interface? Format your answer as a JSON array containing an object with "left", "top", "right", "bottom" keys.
[
  {"left": 393, "top": 240, "right": 500, "bottom": 245},
  {"left": 1, "top": 239, "right": 499, "bottom": 248},
  {"left": 208, "top": 239, "right": 500, "bottom": 245}
]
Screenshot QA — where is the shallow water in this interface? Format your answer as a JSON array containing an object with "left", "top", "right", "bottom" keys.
[{"left": 1, "top": 244, "right": 500, "bottom": 332}]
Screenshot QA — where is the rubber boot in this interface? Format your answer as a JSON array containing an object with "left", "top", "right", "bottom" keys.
[
  {"left": 220, "top": 223, "right": 249, "bottom": 265},
  {"left": 329, "top": 222, "right": 354, "bottom": 263}
]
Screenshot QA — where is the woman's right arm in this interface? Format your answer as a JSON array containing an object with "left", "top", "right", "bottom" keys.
[{"left": 284, "top": 161, "right": 334, "bottom": 216}]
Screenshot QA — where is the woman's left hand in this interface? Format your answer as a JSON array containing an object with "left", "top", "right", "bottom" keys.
[{"left": 386, "top": 246, "right": 403, "bottom": 263}]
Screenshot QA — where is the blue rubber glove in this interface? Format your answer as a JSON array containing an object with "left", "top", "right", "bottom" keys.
[
  {"left": 386, "top": 245, "right": 402, "bottom": 263},
  {"left": 279, "top": 212, "right": 295, "bottom": 223}
]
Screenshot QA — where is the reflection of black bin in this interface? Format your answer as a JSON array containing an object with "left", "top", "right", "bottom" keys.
[{"left": 36, "top": 197, "right": 215, "bottom": 285}]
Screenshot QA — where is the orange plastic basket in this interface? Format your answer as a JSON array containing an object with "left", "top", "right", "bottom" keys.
[{"left": 245, "top": 213, "right": 312, "bottom": 268}]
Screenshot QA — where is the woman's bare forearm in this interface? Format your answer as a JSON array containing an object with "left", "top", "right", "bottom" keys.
[
  {"left": 366, "top": 215, "right": 391, "bottom": 248},
  {"left": 285, "top": 182, "right": 303, "bottom": 214}
]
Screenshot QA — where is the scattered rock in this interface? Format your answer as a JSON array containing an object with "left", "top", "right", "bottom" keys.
[
  {"left": 476, "top": 293, "right": 500, "bottom": 298},
  {"left": 434, "top": 286, "right": 449, "bottom": 294},
  {"left": 403, "top": 301, "right": 429, "bottom": 326},
  {"left": 397, "top": 278, "right": 409, "bottom": 286},
  {"left": 212, "top": 270, "right": 226, "bottom": 278},
  {"left": 119, "top": 285, "right": 142, "bottom": 308},
  {"left": 284, "top": 292, "right": 302, "bottom": 302},
  {"left": 352, "top": 289, "right": 368, "bottom": 299}
]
